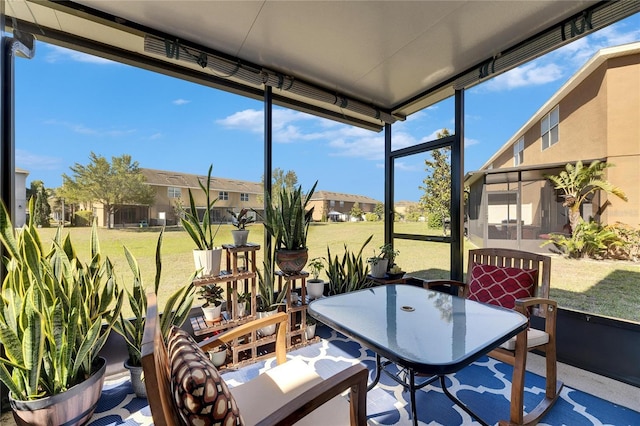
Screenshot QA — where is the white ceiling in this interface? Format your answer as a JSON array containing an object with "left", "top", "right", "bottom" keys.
[{"left": 5, "top": 0, "right": 635, "bottom": 131}]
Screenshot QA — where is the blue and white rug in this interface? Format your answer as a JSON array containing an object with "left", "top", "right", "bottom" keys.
[{"left": 88, "top": 325, "right": 640, "bottom": 425}]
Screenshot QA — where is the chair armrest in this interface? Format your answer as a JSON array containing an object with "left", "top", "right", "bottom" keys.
[
  {"left": 199, "top": 312, "right": 289, "bottom": 365},
  {"left": 422, "top": 279, "right": 467, "bottom": 297},
  {"left": 255, "top": 364, "right": 369, "bottom": 426},
  {"left": 515, "top": 296, "right": 558, "bottom": 335}
]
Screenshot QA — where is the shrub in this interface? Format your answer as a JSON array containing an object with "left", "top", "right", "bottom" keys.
[
  {"left": 607, "top": 222, "right": 640, "bottom": 261},
  {"left": 74, "top": 210, "right": 93, "bottom": 226},
  {"left": 542, "top": 221, "right": 624, "bottom": 259},
  {"left": 364, "top": 212, "right": 379, "bottom": 222}
]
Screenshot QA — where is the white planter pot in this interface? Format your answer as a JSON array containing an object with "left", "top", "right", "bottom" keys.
[
  {"left": 209, "top": 348, "right": 227, "bottom": 367},
  {"left": 236, "top": 302, "right": 247, "bottom": 318},
  {"left": 124, "top": 359, "right": 147, "bottom": 398},
  {"left": 193, "top": 247, "right": 222, "bottom": 277},
  {"left": 231, "top": 229, "right": 250, "bottom": 246},
  {"left": 307, "top": 280, "right": 325, "bottom": 299},
  {"left": 257, "top": 309, "right": 278, "bottom": 336},
  {"left": 202, "top": 304, "right": 222, "bottom": 322},
  {"left": 305, "top": 323, "right": 317, "bottom": 339},
  {"left": 369, "top": 258, "right": 389, "bottom": 278}
]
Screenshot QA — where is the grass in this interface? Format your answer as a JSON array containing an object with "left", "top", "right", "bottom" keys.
[{"left": 31, "top": 222, "right": 640, "bottom": 322}]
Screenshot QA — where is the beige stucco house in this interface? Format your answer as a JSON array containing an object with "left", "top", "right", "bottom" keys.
[
  {"left": 309, "top": 190, "right": 380, "bottom": 222},
  {"left": 465, "top": 42, "right": 640, "bottom": 252}
]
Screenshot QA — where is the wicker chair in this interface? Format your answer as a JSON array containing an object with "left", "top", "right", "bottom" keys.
[
  {"left": 141, "top": 292, "right": 368, "bottom": 425},
  {"left": 424, "top": 248, "right": 563, "bottom": 426}
]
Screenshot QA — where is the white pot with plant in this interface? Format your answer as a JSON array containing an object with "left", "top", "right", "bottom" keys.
[
  {"left": 305, "top": 313, "right": 317, "bottom": 339},
  {"left": 236, "top": 291, "right": 251, "bottom": 318},
  {"left": 306, "top": 257, "right": 326, "bottom": 299},
  {"left": 208, "top": 344, "right": 228, "bottom": 367},
  {"left": 228, "top": 208, "right": 255, "bottom": 246},
  {"left": 181, "top": 164, "right": 223, "bottom": 277},
  {"left": 198, "top": 284, "right": 225, "bottom": 321},
  {"left": 367, "top": 243, "right": 400, "bottom": 278}
]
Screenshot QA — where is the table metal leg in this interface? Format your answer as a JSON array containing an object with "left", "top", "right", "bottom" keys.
[
  {"left": 409, "top": 369, "right": 418, "bottom": 426},
  {"left": 439, "top": 375, "right": 490, "bottom": 426},
  {"left": 367, "top": 353, "right": 383, "bottom": 391}
]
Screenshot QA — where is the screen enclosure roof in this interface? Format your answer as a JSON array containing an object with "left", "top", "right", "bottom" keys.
[{"left": 5, "top": 1, "right": 639, "bottom": 131}]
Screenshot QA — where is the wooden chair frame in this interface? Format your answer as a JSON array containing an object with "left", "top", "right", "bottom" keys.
[
  {"left": 425, "top": 248, "right": 563, "bottom": 426},
  {"left": 141, "top": 293, "right": 368, "bottom": 426}
]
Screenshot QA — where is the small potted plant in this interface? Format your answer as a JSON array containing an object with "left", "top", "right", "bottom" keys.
[
  {"left": 367, "top": 243, "right": 399, "bottom": 278},
  {"left": 306, "top": 257, "right": 326, "bottom": 299},
  {"left": 198, "top": 283, "right": 225, "bottom": 321},
  {"left": 255, "top": 247, "right": 289, "bottom": 336},
  {"left": 305, "top": 313, "right": 317, "bottom": 339},
  {"left": 228, "top": 208, "right": 255, "bottom": 246},
  {"left": 236, "top": 291, "right": 251, "bottom": 318},
  {"left": 181, "top": 164, "right": 223, "bottom": 277},
  {"left": 208, "top": 344, "right": 228, "bottom": 367}
]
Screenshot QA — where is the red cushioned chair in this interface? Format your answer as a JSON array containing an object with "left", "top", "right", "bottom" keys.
[{"left": 424, "top": 248, "right": 562, "bottom": 426}]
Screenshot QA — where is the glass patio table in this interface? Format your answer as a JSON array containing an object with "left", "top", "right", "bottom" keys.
[{"left": 308, "top": 284, "right": 528, "bottom": 426}]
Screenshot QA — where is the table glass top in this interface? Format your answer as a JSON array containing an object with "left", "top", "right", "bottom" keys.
[{"left": 308, "top": 285, "right": 528, "bottom": 373}]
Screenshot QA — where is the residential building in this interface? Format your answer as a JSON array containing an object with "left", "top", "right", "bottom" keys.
[
  {"left": 139, "top": 168, "right": 263, "bottom": 226},
  {"left": 309, "top": 190, "right": 380, "bottom": 222},
  {"left": 465, "top": 42, "right": 640, "bottom": 252}
]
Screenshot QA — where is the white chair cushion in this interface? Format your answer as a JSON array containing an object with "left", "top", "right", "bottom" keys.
[
  {"left": 500, "top": 328, "right": 549, "bottom": 351},
  {"left": 230, "top": 357, "right": 352, "bottom": 425}
]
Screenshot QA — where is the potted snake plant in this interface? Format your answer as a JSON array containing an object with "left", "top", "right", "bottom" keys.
[
  {"left": 228, "top": 208, "right": 255, "bottom": 246},
  {"left": 255, "top": 246, "right": 289, "bottom": 336},
  {"left": 258, "top": 181, "right": 317, "bottom": 274},
  {"left": 0, "top": 198, "right": 124, "bottom": 426},
  {"left": 113, "top": 228, "right": 196, "bottom": 398},
  {"left": 181, "top": 164, "right": 223, "bottom": 277}
]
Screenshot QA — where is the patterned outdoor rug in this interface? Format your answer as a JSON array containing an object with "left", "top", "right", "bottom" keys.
[{"left": 88, "top": 325, "right": 640, "bottom": 426}]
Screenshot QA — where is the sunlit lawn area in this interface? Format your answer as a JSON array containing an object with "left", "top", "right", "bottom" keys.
[{"left": 34, "top": 222, "right": 640, "bottom": 322}]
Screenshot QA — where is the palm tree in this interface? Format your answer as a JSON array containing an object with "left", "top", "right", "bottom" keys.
[{"left": 546, "top": 160, "right": 627, "bottom": 235}]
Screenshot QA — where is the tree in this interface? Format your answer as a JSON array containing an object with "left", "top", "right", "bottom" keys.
[
  {"left": 419, "top": 129, "right": 451, "bottom": 233},
  {"left": 62, "top": 152, "right": 155, "bottom": 228},
  {"left": 261, "top": 168, "right": 298, "bottom": 205},
  {"left": 350, "top": 202, "right": 363, "bottom": 220},
  {"left": 546, "top": 160, "right": 627, "bottom": 236},
  {"left": 374, "top": 202, "right": 384, "bottom": 219},
  {"left": 29, "top": 180, "right": 51, "bottom": 227}
]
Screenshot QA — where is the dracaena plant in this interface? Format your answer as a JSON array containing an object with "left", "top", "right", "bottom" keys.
[
  {"left": 0, "top": 198, "right": 124, "bottom": 401},
  {"left": 113, "top": 228, "right": 196, "bottom": 367},
  {"left": 180, "top": 164, "right": 222, "bottom": 250}
]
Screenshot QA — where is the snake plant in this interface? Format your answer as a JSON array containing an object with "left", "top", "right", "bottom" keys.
[
  {"left": 0, "top": 198, "right": 124, "bottom": 401},
  {"left": 113, "top": 228, "right": 196, "bottom": 367}
]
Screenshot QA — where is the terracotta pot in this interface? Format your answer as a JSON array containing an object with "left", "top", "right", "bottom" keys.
[
  {"left": 124, "top": 359, "right": 147, "bottom": 398},
  {"left": 10, "top": 357, "right": 106, "bottom": 426},
  {"left": 275, "top": 248, "right": 308, "bottom": 274}
]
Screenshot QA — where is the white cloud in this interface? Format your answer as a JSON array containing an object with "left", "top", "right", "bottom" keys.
[
  {"left": 44, "top": 119, "right": 136, "bottom": 137},
  {"left": 16, "top": 149, "right": 62, "bottom": 170},
  {"left": 44, "top": 45, "right": 114, "bottom": 65},
  {"left": 173, "top": 99, "right": 190, "bottom": 105},
  {"left": 482, "top": 62, "right": 564, "bottom": 91}
]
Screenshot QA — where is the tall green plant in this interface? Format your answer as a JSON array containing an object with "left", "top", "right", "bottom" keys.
[
  {"left": 546, "top": 160, "right": 627, "bottom": 235},
  {"left": 180, "top": 164, "right": 221, "bottom": 250},
  {"left": 255, "top": 246, "right": 288, "bottom": 312},
  {"left": 113, "top": 229, "right": 196, "bottom": 367},
  {"left": 0, "top": 199, "right": 124, "bottom": 400},
  {"left": 325, "top": 235, "right": 373, "bottom": 295},
  {"left": 261, "top": 181, "right": 317, "bottom": 250},
  {"left": 542, "top": 221, "right": 623, "bottom": 259}
]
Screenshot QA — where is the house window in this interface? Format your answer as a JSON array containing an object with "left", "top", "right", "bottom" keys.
[
  {"left": 168, "top": 187, "right": 181, "bottom": 198},
  {"left": 219, "top": 191, "right": 229, "bottom": 201},
  {"left": 339, "top": 201, "right": 345, "bottom": 208},
  {"left": 240, "top": 193, "right": 249, "bottom": 202},
  {"left": 513, "top": 137, "right": 524, "bottom": 166},
  {"left": 541, "top": 106, "right": 559, "bottom": 150},
  {"left": 330, "top": 200, "right": 335, "bottom": 207}
]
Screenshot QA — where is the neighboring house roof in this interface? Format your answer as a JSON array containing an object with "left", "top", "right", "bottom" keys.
[
  {"left": 140, "top": 168, "right": 263, "bottom": 194},
  {"left": 478, "top": 41, "right": 640, "bottom": 172},
  {"left": 312, "top": 190, "right": 379, "bottom": 205}
]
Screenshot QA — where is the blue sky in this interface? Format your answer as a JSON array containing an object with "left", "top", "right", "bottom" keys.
[{"left": 14, "top": 13, "right": 640, "bottom": 202}]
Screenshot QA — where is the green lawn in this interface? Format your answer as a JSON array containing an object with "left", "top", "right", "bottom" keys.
[{"left": 32, "top": 222, "right": 640, "bottom": 322}]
